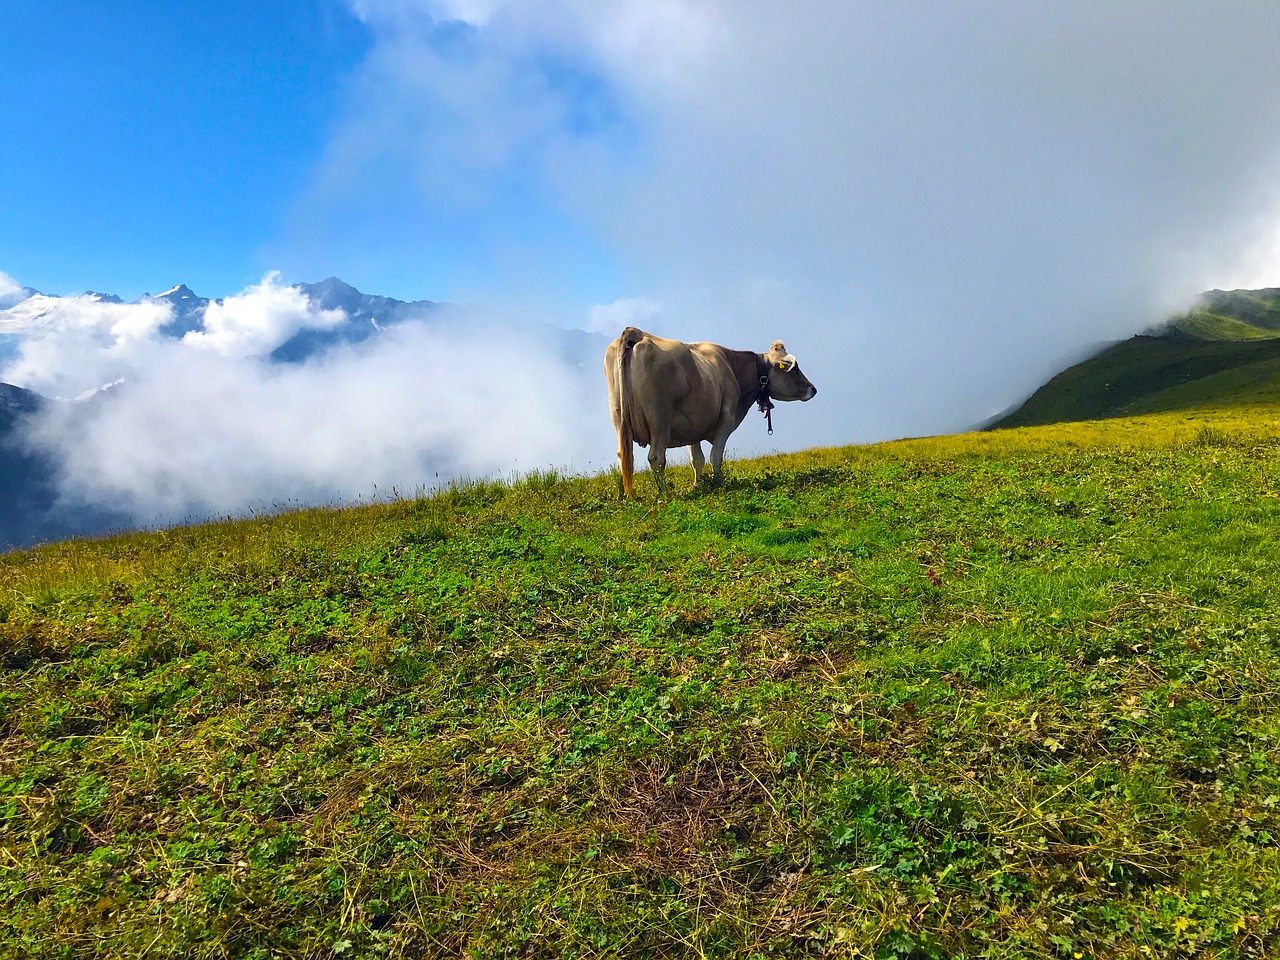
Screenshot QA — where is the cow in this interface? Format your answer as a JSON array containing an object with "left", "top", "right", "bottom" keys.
[{"left": 605, "top": 326, "right": 817, "bottom": 497}]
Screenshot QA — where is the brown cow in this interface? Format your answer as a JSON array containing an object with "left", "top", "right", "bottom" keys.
[{"left": 605, "top": 326, "right": 817, "bottom": 497}]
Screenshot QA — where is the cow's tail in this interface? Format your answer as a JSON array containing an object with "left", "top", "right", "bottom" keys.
[{"left": 616, "top": 326, "right": 644, "bottom": 499}]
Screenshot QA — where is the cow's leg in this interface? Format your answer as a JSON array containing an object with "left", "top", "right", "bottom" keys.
[
  {"left": 647, "top": 442, "right": 671, "bottom": 497},
  {"left": 689, "top": 442, "right": 706, "bottom": 488},
  {"left": 708, "top": 425, "right": 735, "bottom": 487}
]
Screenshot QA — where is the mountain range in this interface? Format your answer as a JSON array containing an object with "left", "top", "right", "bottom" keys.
[{"left": 0, "top": 276, "right": 442, "bottom": 366}]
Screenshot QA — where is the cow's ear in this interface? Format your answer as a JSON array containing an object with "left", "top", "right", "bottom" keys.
[{"left": 769, "top": 342, "right": 797, "bottom": 371}]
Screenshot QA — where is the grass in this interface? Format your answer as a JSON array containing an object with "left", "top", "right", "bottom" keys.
[
  {"left": 1169, "top": 311, "right": 1280, "bottom": 342},
  {"left": 2, "top": 402, "right": 1280, "bottom": 959},
  {"left": 1191, "top": 290, "right": 1280, "bottom": 334}
]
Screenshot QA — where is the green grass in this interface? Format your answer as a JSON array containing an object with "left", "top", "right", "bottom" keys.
[
  {"left": 1169, "top": 311, "right": 1280, "bottom": 342},
  {"left": 1192, "top": 290, "right": 1280, "bottom": 334},
  {"left": 1115, "top": 357, "right": 1280, "bottom": 419},
  {"left": 2, "top": 405, "right": 1280, "bottom": 959}
]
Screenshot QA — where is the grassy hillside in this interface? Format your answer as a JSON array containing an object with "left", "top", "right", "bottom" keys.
[
  {"left": 1187, "top": 290, "right": 1280, "bottom": 334},
  {"left": 3, "top": 401, "right": 1279, "bottom": 959},
  {"left": 990, "top": 288, "right": 1280, "bottom": 430}
]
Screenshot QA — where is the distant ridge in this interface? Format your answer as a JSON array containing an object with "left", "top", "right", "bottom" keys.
[
  {"left": 988, "top": 287, "right": 1280, "bottom": 430},
  {"left": 0, "top": 381, "right": 43, "bottom": 418},
  {"left": 0, "top": 277, "right": 443, "bottom": 364}
]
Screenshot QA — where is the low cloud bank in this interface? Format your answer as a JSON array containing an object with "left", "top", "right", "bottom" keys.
[
  {"left": 322, "top": 3, "right": 1280, "bottom": 447},
  {"left": 2, "top": 273, "right": 611, "bottom": 528}
]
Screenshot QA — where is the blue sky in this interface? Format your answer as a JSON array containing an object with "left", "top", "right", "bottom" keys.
[
  {"left": 0, "top": 2, "right": 374, "bottom": 297},
  {"left": 0, "top": 1, "right": 630, "bottom": 308}
]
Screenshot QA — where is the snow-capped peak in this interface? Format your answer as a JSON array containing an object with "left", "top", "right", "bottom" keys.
[
  {"left": 71, "top": 378, "right": 127, "bottom": 403},
  {"left": 149, "top": 284, "right": 196, "bottom": 301}
]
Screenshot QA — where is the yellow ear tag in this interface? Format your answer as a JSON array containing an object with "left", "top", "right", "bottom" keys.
[{"left": 777, "top": 362, "right": 785, "bottom": 369}]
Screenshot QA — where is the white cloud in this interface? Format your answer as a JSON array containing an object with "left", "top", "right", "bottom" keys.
[
  {"left": 317, "top": 2, "right": 1280, "bottom": 445},
  {"left": 31, "top": 316, "right": 607, "bottom": 521},
  {"left": 0, "top": 293, "right": 173, "bottom": 399},
  {"left": 0, "top": 271, "right": 20, "bottom": 299},
  {"left": 0, "top": 273, "right": 357, "bottom": 397},
  {"left": 586, "top": 295, "right": 660, "bottom": 336},
  {"left": 184, "top": 272, "right": 346, "bottom": 358}
]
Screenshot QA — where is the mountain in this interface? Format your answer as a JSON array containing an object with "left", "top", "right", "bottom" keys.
[
  {"left": 0, "top": 384, "right": 123, "bottom": 549},
  {"left": 1164, "top": 287, "right": 1280, "bottom": 337},
  {"left": 275, "top": 277, "right": 439, "bottom": 361},
  {"left": 0, "top": 285, "right": 38, "bottom": 311},
  {"left": 0, "top": 384, "right": 57, "bottom": 549},
  {"left": 0, "top": 382, "right": 134, "bottom": 551},
  {"left": 0, "top": 275, "right": 612, "bottom": 369},
  {"left": 148, "top": 284, "right": 208, "bottom": 337},
  {"left": 0, "top": 380, "right": 42, "bottom": 418},
  {"left": 988, "top": 287, "right": 1280, "bottom": 430},
  {"left": 0, "top": 384, "right": 52, "bottom": 527},
  {"left": 0, "top": 277, "right": 444, "bottom": 365}
]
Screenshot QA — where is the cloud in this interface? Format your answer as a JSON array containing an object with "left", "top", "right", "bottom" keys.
[
  {"left": 586, "top": 295, "right": 659, "bottom": 336},
  {"left": 2, "top": 275, "right": 612, "bottom": 526},
  {"left": 316, "top": 2, "right": 1280, "bottom": 446},
  {"left": 183, "top": 272, "right": 346, "bottom": 358},
  {"left": 0, "top": 271, "right": 20, "bottom": 299},
  {"left": 0, "top": 293, "right": 174, "bottom": 399}
]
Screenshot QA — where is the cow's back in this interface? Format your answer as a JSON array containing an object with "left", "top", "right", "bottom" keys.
[{"left": 608, "top": 327, "right": 744, "bottom": 448}]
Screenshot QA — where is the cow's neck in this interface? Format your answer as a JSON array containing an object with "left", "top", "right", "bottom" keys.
[{"left": 719, "top": 347, "right": 770, "bottom": 425}]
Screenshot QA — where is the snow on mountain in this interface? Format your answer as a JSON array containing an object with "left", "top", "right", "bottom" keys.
[
  {"left": 71, "top": 378, "right": 127, "bottom": 403},
  {"left": 0, "top": 276, "right": 610, "bottom": 382},
  {"left": 0, "top": 294, "right": 57, "bottom": 335}
]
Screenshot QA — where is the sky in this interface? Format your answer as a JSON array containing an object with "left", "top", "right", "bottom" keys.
[
  {"left": 5, "top": 2, "right": 1280, "bottom": 522},
  {"left": 0, "top": 1, "right": 370, "bottom": 299}
]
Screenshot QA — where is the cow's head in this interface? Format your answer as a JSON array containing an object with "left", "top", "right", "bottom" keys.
[{"left": 766, "top": 341, "right": 817, "bottom": 401}]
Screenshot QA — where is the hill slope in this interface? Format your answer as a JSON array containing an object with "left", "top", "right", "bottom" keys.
[
  {"left": 991, "top": 287, "right": 1280, "bottom": 430},
  {"left": 3, "top": 403, "right": 1279, "bottom": 959}
]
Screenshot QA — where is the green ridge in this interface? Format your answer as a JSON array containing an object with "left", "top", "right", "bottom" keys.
[
  {"left": 991, "top": 287, "right": 1280, "bottom": 430},
  {"left": 1171, "top": 310, "right": 1280, "bottom": 342}
]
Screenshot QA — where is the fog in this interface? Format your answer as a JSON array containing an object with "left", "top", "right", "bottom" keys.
[
  {"left": 1, "top": 276, "right": 610, "bottom": 527},
  {"left": 323, "top": 1, "right": 1280, "bottom": 451}
]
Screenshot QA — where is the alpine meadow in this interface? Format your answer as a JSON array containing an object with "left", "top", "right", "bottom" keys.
[{"left": 3, "top": 291, "right": 1280, "bottom": 959}]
